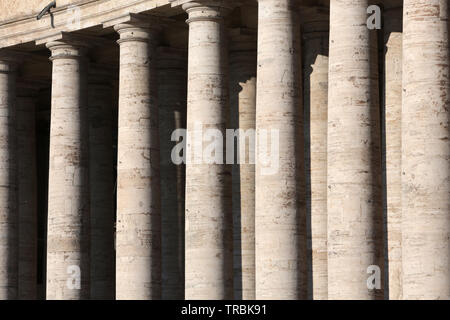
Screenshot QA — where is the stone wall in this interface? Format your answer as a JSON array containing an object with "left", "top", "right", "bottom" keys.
[{"left": 0, "top": 0, "right": 93, "bottom": 23}]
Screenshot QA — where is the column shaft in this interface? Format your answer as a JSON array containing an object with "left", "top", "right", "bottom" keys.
[
  {"left": 382, "top": 4, "right": 402, "bottom": 300},
  {"left": 402, "top": 0, "right": 450, "bottom": 299},
  {"left": 255, "top": 0, "right": 306, "bottom": 299},
  {"left": 301, "top": 6, "right": 329, "bottom": 300},
  {"left": 183, "top": 1, "right": 233, "bottom": 299},
  {"left": 17, "top": 91, "right": 38, "bottom": 300},
  {"left": 229, "top": 30, "right": 256, "bottom": 300},
  {"left": 158, "top": 47, "right": 187, "bottom": 300},
  {"left": 327, "top": 0, "right": 383, "bottom": 299},
  {"left": 115, "top": 23, "right": 161, "bottom": 300},
  {"left": 46, "top": 41, "right": 90, "bottom": 300},
  {"left": 0, "top": 59, "right": 18, "bottom": 300}
]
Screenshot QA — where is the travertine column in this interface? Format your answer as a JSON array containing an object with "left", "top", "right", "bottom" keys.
[
  {"left": 382, "top": 3, "right": 402, "bottom": 300},
  {"left": 255, "top": 0, "right": 306, "bottom": 300},
  {"left": 46, "top": 40, "right": 90, "bottom": 300},
  {"left": 402, "top": 0, "right": 450, "bottom": 300},
  {"left": 157, "top": 47, "right": 187, "bottom": 300},
  {"left": 0, "top": 58, "right": 18, "bottom": 300},
  {"left": 88, "top": 67, "right": 115, "bottom": 300},
  {"left": 17, "top": 87, "right": 38, "bottom": 300},
  {"left": 115, "top": 21, "right": 161, "bottom": 300},
  {"left": 229, "top": 28, "right": 257, "bottom": 300},
  {"left": 182, "top": 1, "right": 233, "bottom": 299},
  {"left": 327, "top": 0, "right": 383, "bottom": 300},
  {"left": 301, "top": 6, "right": 329, "bottom": 300}
]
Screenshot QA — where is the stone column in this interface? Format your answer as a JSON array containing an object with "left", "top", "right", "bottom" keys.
[
  {"left": 88, "top": 66, "right": 115, "bottom": 300},
  {"left": 46, "top": 40, "right": 90, "bottom": 300},
  {"left": 255, "top": 0, "right": 307, "bottom": 300},
  {"left": 157, "top": 46, "right": 187, "bottom": 300},
  {"left": 327, "top": 0, "right": 383, "bottom": 300},
  {"left": 114, "top": 21, "right": 161, "bottom": 300},
  {"left": 0, "top": 58, "right": 18, "bottom": 300},
  {"left": 301, "top": 6, "right": 329, "bottom": 301},
  {"left": 182, "top": 1, "right": 233, "bottom": 299},
  {"left": 229, "top": 28, "right": 256, "bottom": 300},
  {"left": 402, "top": 0, "right": 450, "bottom": 300},
  {"left": 17, "top": 86, "right": 38, "bottom": 300},
  {"left": 382, "top": 3, "right": 402, "bottom": 300}
]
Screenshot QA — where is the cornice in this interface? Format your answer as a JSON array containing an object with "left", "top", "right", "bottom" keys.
[
  {"left": 37, "top": 31, "right": 116, "bottom": 47},
  {"left": 0, "top": 0, "right": 172, "bottom": 49}
]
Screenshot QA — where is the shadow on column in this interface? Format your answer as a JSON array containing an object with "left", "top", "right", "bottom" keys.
[
  {"left": 303, "top": 33, "right": 329, "bottom": 301},
  {"left": 36, "top": 87, "right": 50, "bottom": 300}
]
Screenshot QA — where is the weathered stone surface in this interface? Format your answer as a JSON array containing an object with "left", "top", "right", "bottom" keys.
[
  {"left": 0, "top": 0, "right": 80, "bottom": 23},
  {"left": 402, "top": 0, "right": 450, "bottom": 300},
  {"left": 0, "top": 0, "right": 448, "bottom": 302},
  {"left": 327, "top": 0, "right": 384, "bottom": 300},
  {"left": 182, "top": 1, "right": 233, "bottom": 300},
  {"left": 115, "top": 22, "right": 161, "bottom": 300},
  {"left": 46, "top": 40, "right": 90, "bottom": 300},
  {"left": 383, "top": 5, "right": 402, "bottom": 300},
  {"left": 255, "top": 0, "right": 307, "bottom": 300}
]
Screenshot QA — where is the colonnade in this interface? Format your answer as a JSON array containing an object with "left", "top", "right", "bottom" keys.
[{"left": 0, "top": 0, "right": 448, "bottom": 300}]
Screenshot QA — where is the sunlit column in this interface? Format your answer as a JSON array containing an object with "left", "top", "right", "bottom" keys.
[
  {"left": 402, "top": 0, "right": 450, "bottom": 300},
  {"left": 46, "top": 40, "right": 90, "bottom": 300}
]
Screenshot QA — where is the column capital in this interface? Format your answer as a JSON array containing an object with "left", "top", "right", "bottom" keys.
[
  {"left": 111, "top": 14, "right": 166, "bottom": 45},
  {"left": 46, "top": 40, "right": 88, "bottom": 61},
  {"left": 44, "top": 32, "right": 110, "bottom": 61},
  {"left": 171, "top": 0, "right": 240, "bottom": 9},
  {"left": 106, "top": 13, "right": 167, "bottom": 46},
  {"left": 180, "top": 1, "right": 237, "bottom": 23},
  {"left": 114, "top": 24, "right": 160, "bottom": 45}
]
